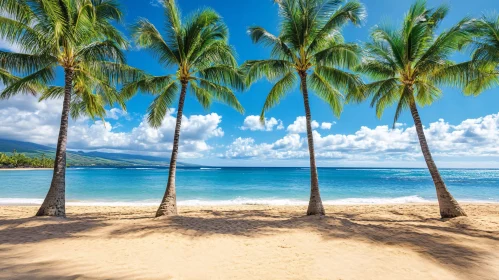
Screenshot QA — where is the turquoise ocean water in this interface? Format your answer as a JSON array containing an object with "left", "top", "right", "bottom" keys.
[{"left": 0, "top": 167, "right": 498, "bottom": 205}]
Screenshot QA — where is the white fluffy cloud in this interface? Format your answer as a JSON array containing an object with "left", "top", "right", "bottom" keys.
[
  {"left": 0, "top": 95, "right": 65, "bottom": 144},
  {"left": 287, "top": 116, "right": 319, "bottom": 133},
  {"left": 321, "top": 122, "right": 334, "bottom": 130},
  {"left": 106, "top": 108, "right": 129, "bottom": 120},
  {"left": 286, "top": 117, "right": 333, "bottom": 133},
  {"left": 2, "top": 94, "right": 499, "bottom": 166},
  {"left": 0, "top": 96, "right": 224, "bottom": 158},
  {"left": 240, "top": 115, "right": 284, "bottom": 131},
  {"left": 223, "top": 113, "right": 499, "bottom": 163}
]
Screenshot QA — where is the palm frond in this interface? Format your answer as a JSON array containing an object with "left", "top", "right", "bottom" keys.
[
  {"left": 76, "top": 40, "right": 126, "bottom": 63},
  {"left": 147, "top": 81, "right": 179, "bottom": 128},
  {"left": 241, "top": 59, "right": 293, "bottom": 85},
  {"left": 308, "top": 71, "right": 343, "bottom": 117},
  {"left": 132, "top": 18, "right": 179, "bottom": 67},
  {"left": 0, "top": 65, "right": 54, "bottom": 99},
  {"left": 248, "top": 26, "right": 295, "bottom": 61},
  {"left": 193, "top": 77, "right": 244, "bottom": 113},
  {"left": 260, "top": 71, "right": 297, "bottom": 121}
]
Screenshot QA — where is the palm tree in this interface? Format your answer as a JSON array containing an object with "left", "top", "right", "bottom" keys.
[
  {"left": 356, "top": 0, "right": 476, "bottom": 218},
  {"left": 463, "top": 14, "right": 499, "bottom": 94},
  {"left": 242, "top": 0, "right": 365, "bottom": 215},
  {"left": 0, "top": 0, "right": 139, "bottom": 217},
  {"left": 124, "top": 0, "right": 244, "bottom": 217}
]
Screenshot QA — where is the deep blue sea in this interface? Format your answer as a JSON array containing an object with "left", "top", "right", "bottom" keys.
[{"left": 0, "top": 167, "right": 498, "bottom": 205}]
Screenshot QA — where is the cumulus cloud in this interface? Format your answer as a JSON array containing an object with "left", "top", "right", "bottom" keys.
[
  {"left": 240, "top": 115, "right": 284, "bottom": 131},
  {"left": 2, "top": 94, "right": 499, "bottom": 166},
  {"left": 321, "top": 122, "right": 334, "bottom": 130},
  {"left": 223, "top": 113, "right": 499, "bottom": 162},
  {"left": 0, "top": 95, "right": 225, "bottom": 158},
  {"left": 287, "top": 116, "right": 319, "bottom": 133},
  {"left": 106, "top": 108, "right": 129, "bottom": 120}
]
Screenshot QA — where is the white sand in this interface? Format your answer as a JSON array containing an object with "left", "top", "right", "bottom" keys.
[{"left": 0, "top": 204, "right": 498, "bottom": 279}]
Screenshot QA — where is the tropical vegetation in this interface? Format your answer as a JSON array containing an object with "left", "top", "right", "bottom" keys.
[
  {"left": 464, "top": 14, "right": 499, "bottom": 95},
  {"left": 123, "top": 0, "right": 245, "bottom": 217},
  {"left": 0, "top": 0, "right": 496, "bottom": 219},
  {"left": 0, "top": 0, "right": 141, "bottom": 217},
  {"left": 242, "top": 0, "right": 365, "bottom": 215},
  {"left": 354, "top": 0, "right": 479, "bottom": 218},
  {"left": 0, "top": 151, "right": 54, "bottom": 168}
]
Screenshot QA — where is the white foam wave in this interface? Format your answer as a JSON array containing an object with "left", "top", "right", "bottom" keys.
[
  {"left": 125, "top": 168, "right": 157, "bottom": 170},
  {"left": 68, "top": 200, "right": 159, "bottom": 206},
  {"left": 323, "top": 195, "right": 431, "bottom": 205},
  {"left": 180, "top": 198, "right": 307, "bottom": 206},
  {"left": 71, "top": 167, "right": 117, "bottom": 170},
  {"left": 0, "top": 198, "right": 44, "bottom": 205},
  {"left": 0, "top": 198, "right": 159, "bottom": 206},
  {"left": 341, "top": 168, "right": 394, "bottom": 171},
  {"left": 2, "top": 196, "right": 497, "bottom": 207},
  {"left": 200, "top": 168, "right": 222, "bottom": 170}
]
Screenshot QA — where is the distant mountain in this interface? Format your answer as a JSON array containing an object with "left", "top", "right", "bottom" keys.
[{"left": 0, "top": 139, "right": 197, "bottom": 167}]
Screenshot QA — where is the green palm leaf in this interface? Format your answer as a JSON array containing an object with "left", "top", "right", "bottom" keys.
[{"left": 127, "top": 1, "right": 244, "bottom": 127}]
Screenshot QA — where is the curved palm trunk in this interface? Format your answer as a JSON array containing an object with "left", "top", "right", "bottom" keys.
[
  {"left": 156, "top": 81, "right": 188, "bottom": 217},
  {"left": 300, "top": 72, "right": 325, "bottom": 216},
  {"left": 408, "top": 96, "right": 466, "bottom": 218},
  {"left": 36, "top": 68, "right": 74, "bottom": 217}
]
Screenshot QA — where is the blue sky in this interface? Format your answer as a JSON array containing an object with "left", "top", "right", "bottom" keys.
[{"left": 1, "top": 0, "right": 498, "bottom": 167}]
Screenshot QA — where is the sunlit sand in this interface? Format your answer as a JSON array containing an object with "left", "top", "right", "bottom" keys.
[{"left": 0, "top": 204, "right": 497, "bottom": 280}]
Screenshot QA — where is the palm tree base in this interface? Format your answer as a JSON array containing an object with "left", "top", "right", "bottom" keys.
[
  {"left": 306, "top": 210, "right": 326, "bottom": 216},
  {"left": 439, "top": 205, "right": 467, "bottom": 219},
  {"left": 36, "top": 205, "right": 66, "bottom": 217},
  {"left": 436, "top": 185, "right": 467, "bottom": 219},
  {"left": 36, "top": 186, "right": 66, "bottom": 217},
  {"left": 307, "top": 201, "right": 326, "bottom": 216},
  {"left": 155, "top": 203, "right": 178, "bottom": 217}
]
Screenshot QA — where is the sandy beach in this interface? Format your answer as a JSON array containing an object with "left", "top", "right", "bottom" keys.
[{"left": 0, "top": 204, "right": 498, "bottom": 280}]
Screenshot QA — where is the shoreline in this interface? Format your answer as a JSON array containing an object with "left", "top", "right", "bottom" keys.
[
  {"left": 0, "top": 202, "right": 497, "bottom": 212},
  {"left": 0, "top": 202, "right": 497, "bottom": 211},
  {"left": 0, "top": 168, "right": 52, "bottom": 171},
  {"left": 1, "top": 198, "right": 498, "bottom": 207},
  {"left": 1, "top": 204, "right": 498, "bottom": 279}
]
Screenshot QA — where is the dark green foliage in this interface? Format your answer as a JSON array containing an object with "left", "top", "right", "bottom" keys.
[
  {"left": 123, "top": 0, "right": 244, "bottom": 128},
  {"left": 243, "top": 0, "right": 366, "bottom": 121},
  {"left": 0, "top": 0, "right": 144, "bottom": 119},
  {"left": 0, "top": 151, "right": 54, "bottom": 168},
  {"left": 355, "top": 0, "right": 480, "bottom": 125}
]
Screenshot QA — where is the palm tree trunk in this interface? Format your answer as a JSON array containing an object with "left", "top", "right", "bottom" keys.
[
  {"left": 299, "top": 71, "right": 325, "bottom": 216},
  {"left": 408, "top": 95, "right": 466, "bottom": 218},
  {"left": 36, "top": 68, "right": 74, "bottom": 217},
  {"left": 156, "top": 80, "right": 188, "bottom": 217}
]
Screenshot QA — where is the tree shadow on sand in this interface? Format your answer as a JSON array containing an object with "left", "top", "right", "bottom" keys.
[
  {"left": 0, "top": 206, "right": 498, "bottom": 279},
  {"left": 108, "top": 208, "right": 499, "bottom": 279}
]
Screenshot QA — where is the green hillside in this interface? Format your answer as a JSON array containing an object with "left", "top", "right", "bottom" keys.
[{"left": 0, "top": 139, "right": 196, "bottom": 167}]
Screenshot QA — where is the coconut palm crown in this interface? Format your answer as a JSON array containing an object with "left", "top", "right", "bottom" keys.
[
  {"left": 356, "top": 0, "right": 476, "bottom": 218},
  {"left": 123, "top": 0, "right": 244, "bottom": 217},
  {"left": 463, "top": 14, "right": 499, "bottom": 94},
  {"left": 0, "top": 0, "right": 141, "bottom": 217},
  {"left": 242, "top": 0, "right": 365, "bottom": 215}
]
